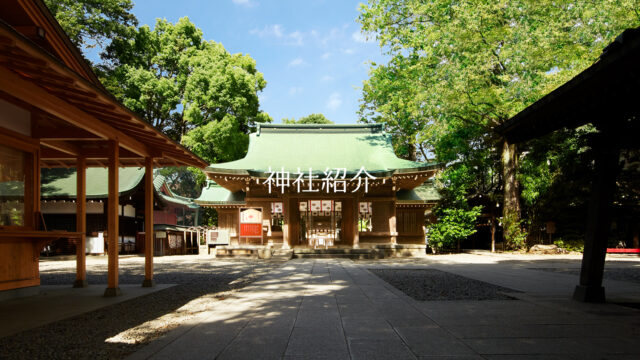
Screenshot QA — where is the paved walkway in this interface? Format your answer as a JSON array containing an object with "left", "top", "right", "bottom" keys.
[{"left": 129, "top": 256, "right": 640, "bottom": 360}]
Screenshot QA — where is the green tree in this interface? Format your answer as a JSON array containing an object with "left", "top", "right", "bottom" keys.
[
  {"left": 358, "top": 0, "right": 639, "bottom": 248},
  {"left": 282, "top": 113, "right": 334, "bottom": 124},
  {"left": 44, "top": 0, "right": 137, "bottom": 50},
  {"left": 102, "top": 17, "right": 270, "bottom": 156}
]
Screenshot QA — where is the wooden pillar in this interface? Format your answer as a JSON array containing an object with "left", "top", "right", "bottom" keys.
[
  {"left": 573, "top": 129, "right": 620, "bottom": 302},
  {"left": 104, "top": 140, "right": 121, "bottom": 297},
  {"left": 282, "top": 194, "right": 291, "bottom": 249},
  {"left": 389, "top": 201, "right": 397, "bottom": 246},
  {"left": 142, "top": 157, "right": 155, "bottom": 287},
  {"left": 74, "top": 156, "right": 88, "bottom": 288}
]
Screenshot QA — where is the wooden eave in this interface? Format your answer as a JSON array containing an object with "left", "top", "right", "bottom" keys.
[{"left": 0, "top": 20, "right": 207, "bottom": 169}]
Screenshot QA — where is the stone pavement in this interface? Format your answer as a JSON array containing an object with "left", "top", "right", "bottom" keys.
[{"left": 129, "top": 256, "right": 640, "bottom": 360}]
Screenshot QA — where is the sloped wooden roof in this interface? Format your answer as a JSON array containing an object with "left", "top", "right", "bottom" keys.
[{"left": 0, "top": 0, "right": 207, "bottom": 168}]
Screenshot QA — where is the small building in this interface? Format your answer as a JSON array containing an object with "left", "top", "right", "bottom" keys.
[
  {"left": 0, "top": 0, "right": 206, "bottom": 294},
  {"left": 196, "top": 124, "right": 441, "bottom": 254},
  {"left": 39, "top": 168, "right": 200, "bottom": 255}
]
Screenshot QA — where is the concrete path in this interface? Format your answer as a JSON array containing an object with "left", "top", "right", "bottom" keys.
[{"left": 130, "top": 257, "right": 640, "bottom": 360}]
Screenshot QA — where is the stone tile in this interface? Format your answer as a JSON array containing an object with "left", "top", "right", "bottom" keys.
[
  {"left": 148, "top": 320, "right": 246, "bottom": 360},
  {"left": 348, "top": 338, "right": 416, "bottom": 360},
  {"left": 285, "top": 325, "right": 349, "bottom": 357},
  {"left": 394, "top": 326, "right": 478, "bottom": 356},
  {"left": 342, "top": 318, "right": 397, "bottom": 339},
  {"left": 445, "top": 323, "right": 629, "bottom": 339},
  {"left": 217, "top": 334, "right": 290, "bottom": 360},
  {"left": 464, "top": 338, "right": 603, "bottom": 355}
]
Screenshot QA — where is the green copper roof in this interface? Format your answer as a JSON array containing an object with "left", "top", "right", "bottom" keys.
[
  {"left": 41, "top": 168, "right": 199, "bottom": 209},
  {"left": 41, "top": 167, "right": 145, "bottom": 199},
  {"left": 396, "top": 181, "right": 441, "bottom": 203},
  {"left": 206, "top": 124, "right": 440, "bottom": 177},
  {"left": 195, "top": 181, "right": 246, "bottom": 205}
]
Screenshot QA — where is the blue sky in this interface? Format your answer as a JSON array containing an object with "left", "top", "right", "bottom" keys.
[{"left": 128, "top": 0, "right": 387, "bottom": 124}]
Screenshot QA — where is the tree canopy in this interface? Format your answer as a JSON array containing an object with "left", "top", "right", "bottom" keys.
[
  {"left": 282, "top": 113, "right": 334, "bottom": 124},
  {"left": 100, "top": 17, "right": 271, "bottom": 163},
  {"left": 358, "top": 0, "right": 640, "bottom": 249},
  {"left": 44, "top": 0, "right": 137, "bottom": 50}
]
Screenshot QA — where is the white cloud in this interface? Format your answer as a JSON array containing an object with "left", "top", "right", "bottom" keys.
[
  {"left": 326, "top": 92, "right": 342, "bottom": 111},
  {"left": 321, "top": 52, "right": 332, "bottom": 60},
  {"left": 249, "top": 25, "right": 304, "bottom": 46},
  {"left": 321, "top": 75, "right": 334, "bottom": 83},
  {"left": 352, "top": 31, "right": 374, "bottom": 43},
  {"left": 288, "top": 57, "right": 307, "bottom": 67},
  {"left": 342, "top": 48, "right": 355, "bottom": 55},
  {"left": 232, "top": 0, "right": 257, "bottom": 7},
  {"left": 288, "top": 86, "right": 303, "bottom": 95},
  {"left": 288, "top": 31, "right": 304, "bottom": 46},
  {"left": 250, "top": 24, "right": 283, "bottom": 38}
]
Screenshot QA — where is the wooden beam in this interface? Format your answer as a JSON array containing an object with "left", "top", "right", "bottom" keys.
[
  {"left": 104, "top": 140, "right": 121, "bottom": 297},
  {"left": 0, "top": 65, "right": 150, "bottom": 158},
  {"left": 33, "top": 125, "right": 100, "bottom": 140},
  {"left": 143, "top": 157, "right": 155, "bottom": 287},
  {"left": 40, "top": 140, "right": 80, "bottom": 156},
  {"left": 74, "top": 156, "right": 88, "bottom": 288}
]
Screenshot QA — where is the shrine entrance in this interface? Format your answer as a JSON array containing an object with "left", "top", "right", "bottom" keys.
[{"left": 299, "top": 200, "right": 342, "bottom": 248}]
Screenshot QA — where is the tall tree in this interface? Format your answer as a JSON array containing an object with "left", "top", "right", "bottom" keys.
[
  {"left": 44, "top": 0, "right": 137, "bottom": 50},
  {"left": 101, "top": 17, "right": 270, "bottom": 158},
  {"left": 282, "top": 113, "right": 334, "bottom": 124},
  {"left": 358, "top": 0, "right": 639, "bottom": 248}
]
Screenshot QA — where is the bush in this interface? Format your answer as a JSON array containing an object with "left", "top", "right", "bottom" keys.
[
  {"left": 427, "top": 206, "right": 482, "bottom": 251},
  {"left": 553, "top": 238, "right": 584, "bottom": 253}
]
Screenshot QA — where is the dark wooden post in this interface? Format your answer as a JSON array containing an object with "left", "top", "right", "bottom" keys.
[
  {"left": 573, "top": 129, "right": 620, "bottom": 302},
  {"left": 104, "top": 140, "right": 121, "bottom": 297},
  {"left": 143, "top": 157, "right": 155, "bottom": 287},
  {"left": 74, "top": 156, "right": 88, "bottom": 288}
]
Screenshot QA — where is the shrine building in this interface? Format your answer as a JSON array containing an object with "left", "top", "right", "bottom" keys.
[{"left": 196, "top": 124, "right": 442, "bottom": 254}]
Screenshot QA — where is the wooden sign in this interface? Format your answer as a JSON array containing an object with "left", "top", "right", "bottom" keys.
[
  {"left": 240, "top": 223, "right": 262, "bottom": 237},
  {"left": 299, "top": 201, "right": 308, "bottom": 212},
  {"left": 310, "top": 200, "right": 321, "bottom": 212},
  {"left": 321, "top": 200, "right": 333, "bottom": 211},
  {"left": 334, "top": 201, "right": 342, "bottom": 211},
  {"left": 240, "top": 208, "right": 262, "bottom": 223}
]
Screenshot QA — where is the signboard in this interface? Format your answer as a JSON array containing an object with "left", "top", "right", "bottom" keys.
[
  {"left": 240, "top": 223, "right": 262, "bottom": 237},
  {"left": 299, "top": 201, "right": 308, "bottom": 212},
  {"left": 240, "top": 208, "right": 263, "bottom": 238},
  {"left": 334, "top": 201, "right": 342, "bottom": 212},
  {"left": 272, "top": 202, "right": 283, "bottom": 213},
  {"left": 240, "top": 208, "right": 262, "bottom": 223},
  {"left": 309, "top": 200, "right": 322, "bottom": 212},
  {"left": 321, "top": 200, "right": 333, "bottom": 211}
]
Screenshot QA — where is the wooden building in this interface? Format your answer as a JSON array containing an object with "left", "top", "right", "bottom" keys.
[
  {"left": 498, "top": 27, "right": 640, "bottom": 302},
  {"left": 0, "top": 0, "right": 206, "bottom": 295},
  {"left": 39, "top": 168, "right": 200, "bottom": 255},
  {"left": 196, "top": 124, "right": 441, "bottom": 253}
]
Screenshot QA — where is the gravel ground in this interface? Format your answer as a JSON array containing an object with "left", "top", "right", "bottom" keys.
[
  {"left": 369, "top": 268, "right": 518, "bottom": 301},
  {"left": 0, "top": 255, "right": 287, "bottom": 360},
  {"left": 534, "top": 267, "right": 640, "bottom": 284}
]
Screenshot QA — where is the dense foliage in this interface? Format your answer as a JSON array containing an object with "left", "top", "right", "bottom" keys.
[
  {"left": 282, "top": 113, "right": 334, "bottom": 124},
  {"left": 358, "top": 0, "right": 640, "bottom": 250},
  {"left": 44, "top": 0, "right": 137, "bottom": 49}
]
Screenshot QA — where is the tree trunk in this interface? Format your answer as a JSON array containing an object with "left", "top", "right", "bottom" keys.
[{"left": 501, "top": 138, "right": 521, "bottom": 243}]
